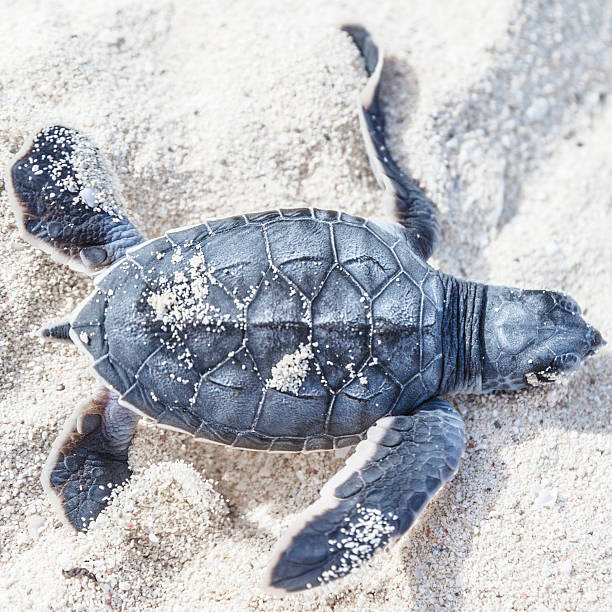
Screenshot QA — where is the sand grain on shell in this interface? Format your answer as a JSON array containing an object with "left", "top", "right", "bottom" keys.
[{"left": 0, "top": 1, "right": 610, "bottom": 611}]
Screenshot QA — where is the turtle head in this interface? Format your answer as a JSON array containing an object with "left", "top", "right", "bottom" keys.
[{"left": 480, "top": 286, "right": 604, "bottom": 392}]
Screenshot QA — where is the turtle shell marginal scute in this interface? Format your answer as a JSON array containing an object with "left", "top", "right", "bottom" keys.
[{"left": 71, "top": 209, "right": 445, "bottom": 450}]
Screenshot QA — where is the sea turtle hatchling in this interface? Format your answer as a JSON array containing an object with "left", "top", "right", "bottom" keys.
[{"left": 5, "top": 26, "right": 604, "bottom": 592}]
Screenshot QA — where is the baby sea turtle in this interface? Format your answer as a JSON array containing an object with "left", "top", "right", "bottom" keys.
[{"left": 5, "top": 26, "right": 603, "bottom": 592}]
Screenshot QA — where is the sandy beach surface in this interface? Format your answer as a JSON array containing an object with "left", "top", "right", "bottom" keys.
[{"left": 0, "top": 1, "right": 610, "bottom": 610}]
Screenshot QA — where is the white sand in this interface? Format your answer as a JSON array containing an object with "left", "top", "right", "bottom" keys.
[{"left": 1, "top": 1, "right": 610, "bottom": 610}]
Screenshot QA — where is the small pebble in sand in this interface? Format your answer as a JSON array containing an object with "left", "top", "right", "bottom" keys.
[
  {"left": 532, "top": 484, "right": 558, "bottom": 508},
  {"left": 62, "top": 567, "right": 98, "bottom": 583},
  {"left": 26, "top": 514, "right": 45, "bottom": 540},
  {"left": 525, "top": 98, "right": 549, "bottom": 122},
  {"left": 560, "top": 560, "right": 573, "bottom": 577}
]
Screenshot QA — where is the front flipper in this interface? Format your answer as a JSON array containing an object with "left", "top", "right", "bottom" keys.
[
  {"left": 42, "top": 388, "right": 140, "bottom": 531},
  {"left": 6, "top": 125, "right": 143, "bottom": 273},
  {"left": 266, "top": 398, "right": 465, "bottom": 591},
  {"left": 343, "top": 25, "right": 440, "bottom": 260}
]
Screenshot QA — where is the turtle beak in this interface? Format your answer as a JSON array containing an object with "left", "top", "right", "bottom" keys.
[{"left": 586, "top": 326, "right": 605, "bottom": 356}]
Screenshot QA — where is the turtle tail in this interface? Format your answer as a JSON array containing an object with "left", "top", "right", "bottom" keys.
[{"left": 40, "top": 320, "right": 73, "bottom": 343}]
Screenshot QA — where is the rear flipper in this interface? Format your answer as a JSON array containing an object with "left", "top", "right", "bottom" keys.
[
  {"left": 42, "top": 388, "right": 139, "bottom": 531},
  {"left": 6, "top": 125, "right": 143, "bottom": 273},
  {"left": 266, "top": 398, "right": 465, "bottom": 591},
  {"left": 342, "top": 25, "right": 440, "bottom": 261}
]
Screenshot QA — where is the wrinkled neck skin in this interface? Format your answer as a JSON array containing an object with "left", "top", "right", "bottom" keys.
[
  {"left": 439, "top": 278, "right": 604, "bottom": 396},
  {"left": 438, "top": 274, "right": 485, "bottom": 395}
]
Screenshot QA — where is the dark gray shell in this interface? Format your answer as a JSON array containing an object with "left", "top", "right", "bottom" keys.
[{"left": 70, "top": 209, "right": 445, "bottom": 451}]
